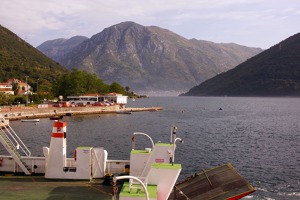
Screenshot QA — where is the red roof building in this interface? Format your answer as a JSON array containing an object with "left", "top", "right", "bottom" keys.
[{"left": 0, "top": 78, "right": 31, "bottom": 95}]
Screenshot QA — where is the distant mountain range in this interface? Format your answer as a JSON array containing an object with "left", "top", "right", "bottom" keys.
[
  {"left": 37, "top": 21, "right": 262, "bottom": 95},
  {"left": 182, "top": 33, "right": 300, "bottom": 96},
  {"left": 0, "top": 24, "right": 67, "bottom": 92},
  {"left": 36, "top": 36, "right": 88, "bottom": 64}
]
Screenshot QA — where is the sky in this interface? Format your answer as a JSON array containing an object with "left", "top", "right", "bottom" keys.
[{"left": 1, "top": 0, "right": 299, "bottom": 49}]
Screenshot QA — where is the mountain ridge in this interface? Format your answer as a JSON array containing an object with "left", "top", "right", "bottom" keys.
[
  {"left": 37, "top": 21, "right": 262, "bottom": 94},
  {"left": 182, "top": 33, "right": 300, "bottom": 96},
  {"left": 37, "top": 36, "right": 88, "bottom": 63},
  {"left": 0, "top": 24, "right": 67, "bottom": 92}
]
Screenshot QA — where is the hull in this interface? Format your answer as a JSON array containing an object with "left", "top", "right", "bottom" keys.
[
  {"left": 49, "top": 116, "right": 63, "bottom": 120},
  {"left": 0, "top": 155, "right": 128, "bottom": 177},
  {"left": 21, "top": 119, "right": 40, "bottom": 122}
]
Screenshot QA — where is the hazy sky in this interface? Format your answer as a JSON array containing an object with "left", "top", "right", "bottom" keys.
[{"left": 1, "top": 0, "right": 299, "bottom": 49}]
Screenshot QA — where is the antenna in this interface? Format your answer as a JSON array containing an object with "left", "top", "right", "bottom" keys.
[{"left": 170, "top": 126, "right": 177, "bottom": 143}]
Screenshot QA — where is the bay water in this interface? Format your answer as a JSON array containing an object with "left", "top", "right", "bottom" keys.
[{"left": 2, "top": 96, "right": 300, "bottom": 199}]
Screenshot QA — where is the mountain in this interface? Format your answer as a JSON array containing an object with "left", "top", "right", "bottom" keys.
[
  {"left": 182, "top": 33, "right": 300, "bottom": 96},
  {"left": 38, "top": 21, "right": 262, "bottom": 94},
  {"left": 0, "top": 24, "right": 67, "bottom": 92},
  {"left": 37, "top": 36, "right": 88, "bottom": 63}
]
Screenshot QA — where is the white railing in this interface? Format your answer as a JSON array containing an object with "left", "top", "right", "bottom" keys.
[
  {"left": 0, "top": 114, "right": 31, "bottom": 157},
  {"left": 131, "top": 132, "right": 154, "bottom": 150},
  {"left": 113, "top": 176, "right": 149, "bottom": 200}
]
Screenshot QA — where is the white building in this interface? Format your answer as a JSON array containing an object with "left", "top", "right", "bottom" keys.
[
  {"left": 0, "top": 83, "right": 14, "bottom": 95},
  {"left": 104, "top": 93, "right": 128, "bottom": 104}
]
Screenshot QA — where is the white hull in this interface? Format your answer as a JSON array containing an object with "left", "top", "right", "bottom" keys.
[
  {"left": 21, "top": 119, "right": 40, "bottom": 122},
  {"left": 0, "top": 155, "right": 129, "bottom": 177}
]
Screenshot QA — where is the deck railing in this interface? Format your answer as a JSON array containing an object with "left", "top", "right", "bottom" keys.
[{"left": 0, "top": 114, "right": 31, "bottom": 157}]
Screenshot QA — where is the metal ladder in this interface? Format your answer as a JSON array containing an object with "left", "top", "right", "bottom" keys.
[{"left": 0, "top": 114, "right": 32, "bottom": 175}]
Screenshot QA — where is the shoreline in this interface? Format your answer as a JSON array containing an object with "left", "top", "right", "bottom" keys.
[{"left": 0, "top": 105, "right": 163, "bottom": 121}]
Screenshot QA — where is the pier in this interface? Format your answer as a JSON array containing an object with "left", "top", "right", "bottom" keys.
[{"left": 0, "top": 105, "right": 163, "bottom": 121}]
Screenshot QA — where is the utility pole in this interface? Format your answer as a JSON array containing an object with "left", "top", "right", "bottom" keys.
[
  {"left": 25, "top": 76, "right": 29, "bottom": 106},
  {"left": 37, "top": 78, "right": 39, "bottom": 93}
]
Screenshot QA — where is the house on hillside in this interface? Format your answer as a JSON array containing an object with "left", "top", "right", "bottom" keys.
[
  {"left": 0, "top": 78, "right": 32, "bottom": 95},
  {"left": 0, "top": 83, "right": 14, "bottom": 95}
]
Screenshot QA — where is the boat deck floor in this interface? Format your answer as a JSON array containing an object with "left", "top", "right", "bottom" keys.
[
  {"left": 0, "top": 174, "right": 114, "bottom": 200},
  {"left": 0, "top": 164, "right": 254, "bottom": 200}
]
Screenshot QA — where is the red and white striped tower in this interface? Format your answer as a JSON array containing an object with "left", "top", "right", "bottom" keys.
[{"left": 45, "top": 121, "right": 67, "bottom": 178}]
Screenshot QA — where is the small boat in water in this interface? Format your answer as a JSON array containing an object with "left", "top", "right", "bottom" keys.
[
  {"left": 116, "top": 110, "right": 132, "bottom": 114},
  {"left": 21, "top": 119, "right": 40, "bottom": 122},
  {"left": 49, "top": 115, "right": 63, "bottom": 120}
]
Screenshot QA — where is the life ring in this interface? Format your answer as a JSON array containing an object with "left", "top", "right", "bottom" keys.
[{"left": 74, "top": 150, "right": 77, "bottom": 161}]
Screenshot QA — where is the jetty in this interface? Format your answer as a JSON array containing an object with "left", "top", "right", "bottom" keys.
[{"left": 0, "top": 105, "right": 162, "bottom": 121}]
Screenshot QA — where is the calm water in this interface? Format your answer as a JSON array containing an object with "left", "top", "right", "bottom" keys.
[{"left": 2, "top": 96, "right": 300, "bottom": 199}]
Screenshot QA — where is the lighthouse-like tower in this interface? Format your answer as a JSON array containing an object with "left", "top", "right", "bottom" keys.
[
  {"left": 43, "top": 121, "right": 108, "bottom": 179},
  {"left": 44, "top": 121, "right": 68, "bottom": 178}
]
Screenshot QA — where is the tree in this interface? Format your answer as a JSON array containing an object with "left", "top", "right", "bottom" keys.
[
  {"left": 125, "top": 86, "right": 130, "bottom": 94},
  {"left": 12, "top": 82, "right": 19, "bottom": 95},
  {"left": 14, "top": 95, "right": 26, "bottom": 104},
  {"left": 109, "top": 82, "right": 125, "bottom": 94},
  {"left": 53, "top": 69, "right": 121, "bottom": 97},
  {"left": 0, "top": 93, "right": 10, "bottom": 105}
]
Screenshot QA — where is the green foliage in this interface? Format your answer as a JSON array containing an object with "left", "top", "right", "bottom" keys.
[
  {"left": 53, "top": 69, "right": 125, "bottom": 97},
  {"left": 0, "top": 92, "right": 57, "bottom": 106},
  {"left": 0, "top": 25, "right": 128, "bottom": 100},
  {"left": 0, "top": 93, "right": 12, "bottom": 105},
  {"left": 12, "top": 82, "right": 19, "bottom": 95},
  {"left": 0, "top": 94, "right": 26, "bottom": 105},
  {"left": 13, "top": 95, "right": 26, "bottom": 104},
  {"left": 125, "top": 86, "right": 130, "bottom": 94},
  {"left": 183, "top": 33, "right": 300, "bottom": 97},
  {"left": 0, "top": 24, "right": 68, "bottom": 95},
  {"left": 109, "top": 82, "right": 126, "bottom": 94}
]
